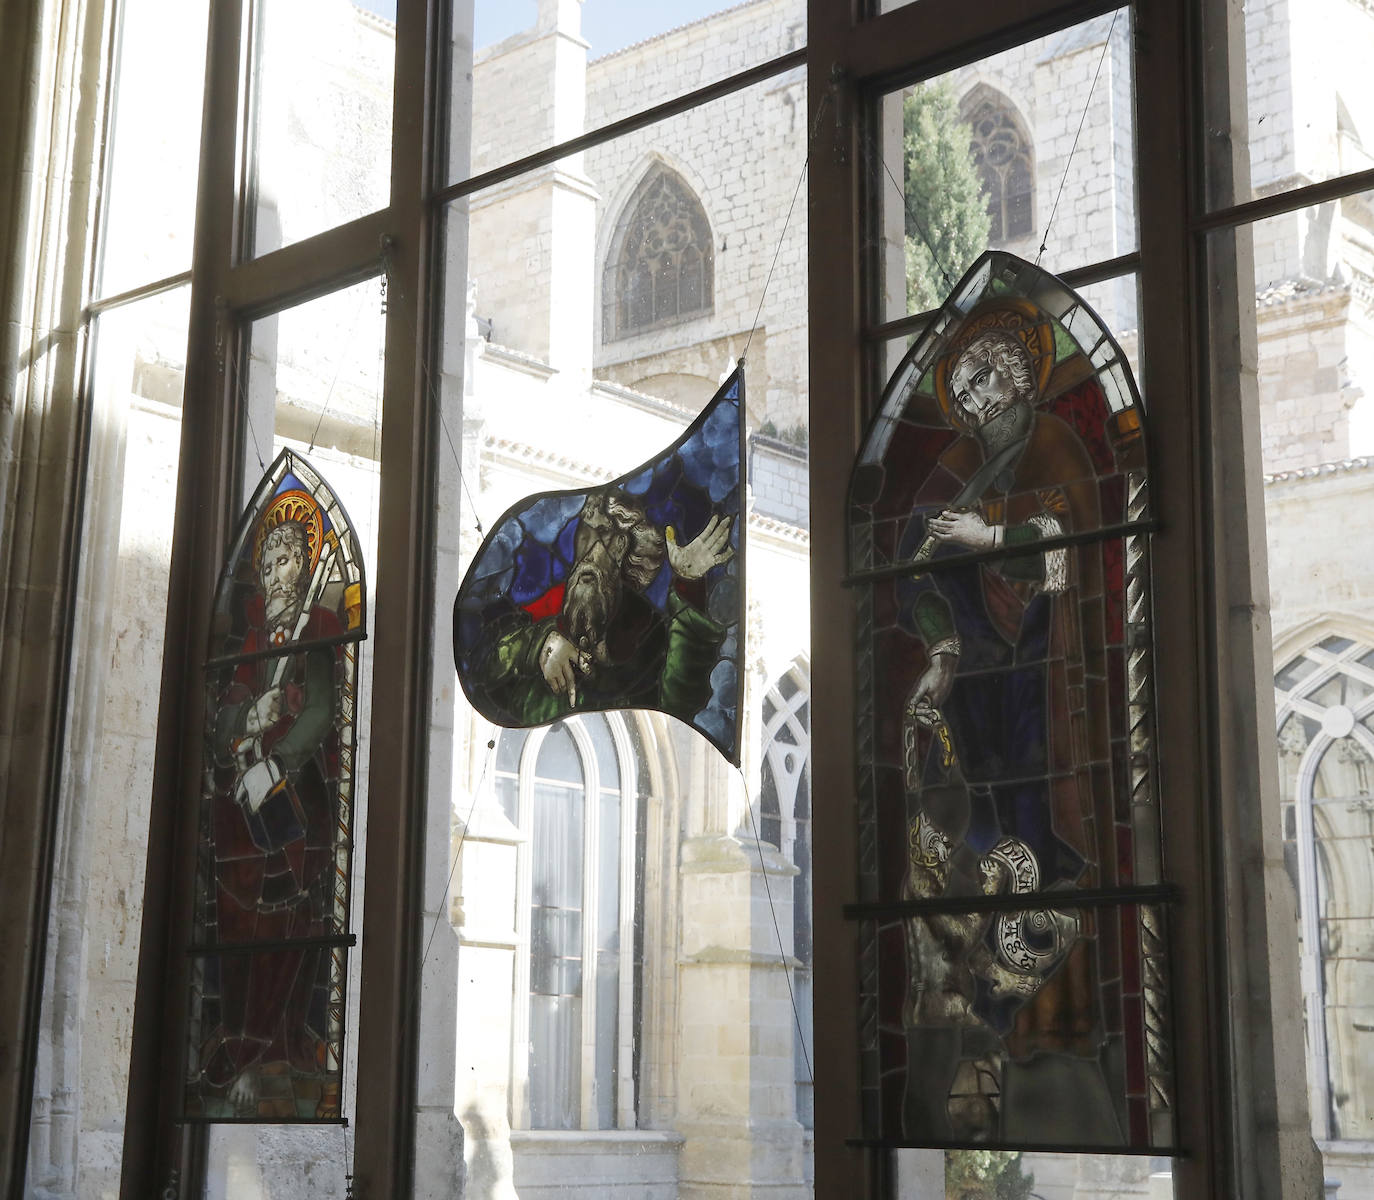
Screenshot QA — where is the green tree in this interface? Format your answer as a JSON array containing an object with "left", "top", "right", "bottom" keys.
[
  {"left": 903, "top": 82, "right": 992, "bottom": 313},
  {"left": 945, "top": 1149, "right": 1036, "bottom": 1200}
]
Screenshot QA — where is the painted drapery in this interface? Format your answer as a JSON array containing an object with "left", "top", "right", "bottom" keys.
[
  {"left": 849, "top": 253, "right": 1172, "bottom": 1150},
  {"left": 185, "top": 450, "right": 365, "bottom": 1122}
]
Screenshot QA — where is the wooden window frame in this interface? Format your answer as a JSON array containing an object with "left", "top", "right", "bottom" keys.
[
  {"left": 807, "top": 0, "right": 1330, "bottom": 1197},
  {"left": 95, "top": 0, "right": 1355, "bottom": 1195}
]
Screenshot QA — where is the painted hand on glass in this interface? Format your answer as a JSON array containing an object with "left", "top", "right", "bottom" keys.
[
  {"left": 244, "top": 686, "right": 283, "bottom": 734},
  {"left": 665, "top": 513, "right": 735, "bottom": 580},
  {"left": 927, "top": 506, "right": 998, "bottom": 551},
  {"left": 906, "top": 652, "right": 957, "bottom": 724},
  {"left": 540, "top": 628, "right": 595, "bottom": 707}
]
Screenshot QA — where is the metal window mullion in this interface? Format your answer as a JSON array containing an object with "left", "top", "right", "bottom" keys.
[
  {"left": 804, "top": 0, "right": 866, "bottom": 1190},
  {"left": 841, "top": 0, "right": 1120, "bottom": 89},
  {"left": 1132, "top": 0, "right": 1229, "bottom": 1186},
  {"left": 347, "top": 0, "right": 442, "bottom": 1191}
]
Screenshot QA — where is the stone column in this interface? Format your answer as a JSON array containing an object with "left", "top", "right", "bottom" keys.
[
  {"left": 675, "top": 737, "right": 809, "bottom": 1198},
  {"left": 0, "top": 0, "right": 110, "bottom": 1188}
]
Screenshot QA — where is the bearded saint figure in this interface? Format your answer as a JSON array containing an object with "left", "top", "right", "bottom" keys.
[
  {"left": 897, "top": 321, "right": 1122, "bottom": 1144},
  {"left": 472, "top": 487, "right": 734, "bottom": 727},
  {"left": 200, "top": 515, "right": 342, "bottom": 1113}
]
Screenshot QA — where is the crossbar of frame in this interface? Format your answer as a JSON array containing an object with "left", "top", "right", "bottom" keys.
[
  {"left": 432, "top": 48, "right": 807, "bottom": 207},
  {"left": 866, "top": 252, "right": 1141, "bottom": 343},
  {"left": 203, "top": 629, "right": 367, "bottom": 671},
  {"left": 85, "top": 270, "right": 193, "bottom": 317},
  {"left": 844, "top": 882, "right": 1179, "bottom": 921},
  {"left": 841, "top": 519, "right": 1159, "bottom": 587}
]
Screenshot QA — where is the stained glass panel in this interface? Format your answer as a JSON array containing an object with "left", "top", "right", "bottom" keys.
[
  {"left": 185, "top": 449, "right": 366, "bottom": 1121},
  {"left": 849, "top": 251, "right": 1171, "bottom": 1151},
  {"left": 454, "top": 367, "right": 746, "bottom": 763}
]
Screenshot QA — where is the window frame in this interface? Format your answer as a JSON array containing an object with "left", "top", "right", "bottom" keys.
[
  {"left": 120, "top": 0, "right": 443, "bottom": 1193},
  {"left": 91, "top": 0, "right": 1344, "bottom": 1197},
  {"left": 806, "top": 0, "right": 1322, "bottom": 1196}
]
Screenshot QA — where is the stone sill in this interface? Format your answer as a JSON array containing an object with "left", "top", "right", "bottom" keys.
[{"left": 509, "top": 1129, "right": 686, "bottom": 1153}]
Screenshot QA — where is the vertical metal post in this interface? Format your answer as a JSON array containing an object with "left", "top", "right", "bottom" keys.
[
  {"left": 806, "top": 1, "right": 869, "bottom": 1193},
  {"left": 348, "top": 0, "right": 442, "bottom": 1191},
  {"left": 120, "top": 0, "right": 246, "bottom": 1193}
]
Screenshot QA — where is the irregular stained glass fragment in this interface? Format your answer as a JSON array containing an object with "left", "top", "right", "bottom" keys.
[{"left": 455, "top": 367, "right": 747, "bottom": 764}]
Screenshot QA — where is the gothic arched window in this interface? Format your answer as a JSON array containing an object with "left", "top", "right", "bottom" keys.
[
  {"left": 960, "top": 86, "right": 1035, "bottom": 242},
  {"left": 497, "top": 714, "right": 643, "bottom": 1131},
  {"left": 1273, "top": 634, "right": 1374, "bottom": 1141},
  {"left": 603, "top": 165, "right": 713, "bottom": 341}
]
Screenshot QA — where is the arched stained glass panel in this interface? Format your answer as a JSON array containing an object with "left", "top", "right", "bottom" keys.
[
  {"left": 185, "top": 449, "right": 366, "bottom": 1122},
  {"left": 848, "top": 252, "right": 1170, "bottom": 1152}
]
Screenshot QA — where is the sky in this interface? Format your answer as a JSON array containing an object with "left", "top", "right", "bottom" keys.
[{"left": 354, "top": 1, "right": 740, "bottom": 57}]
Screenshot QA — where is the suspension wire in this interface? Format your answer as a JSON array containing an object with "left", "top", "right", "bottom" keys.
[
  {"left": 1036, "top": 9, "right": 1121, "bottom": 267},
  {"left": 743, "top": 89, "right": 831, "bottom": 361},
  {"left": 309, "top": 287, "right": 371, "bottom": 452},
  {"left": 735, "top": 762, "right": 815, "bottom": 1087}
]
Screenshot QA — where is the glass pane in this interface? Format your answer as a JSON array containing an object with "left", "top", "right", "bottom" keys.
[
  {"left": 96, "top": 0, "right": 210, "bottom": 297},
  {"left": 590, "top": 713, "right": 620, "bottom": 793},
  {"left": 529, "top": 995, "right": 581, "bottom": 1129},
  {"left": 1236, "top": 202, "right": 1374, "bottom": 1168},
  {"left": 24, "top": 289, "right": 189, "bottom": 1193},
  {"left": 537, "top": 723, "right": 583, "bottom": 784},
  {"left": 454, "top": 0, "right": 807, "bottom": 186},
  {"left": 1314, "top": 778, "right": 1374, "bottom": 1141},
  {"left": 246, "top": 0, "right": 395, "bottom": 257},
  {"left": 1201, "top": 1, "right": 1374, "bottom": 210},
  {"left": 852, "top": 252, "right": 1169, "bottom": 1152},
  {"left": 448, "top": 68, "right": 813, "bottom": 1184},
  {"left": 874, "top": 10, "right": 1136, "bottom": 327},
  {"left": 864, "top": 905, "right": 1172, "bottom": 1149},
  {"left": 911, "top": 1151, "right": 1177, "bottom": 1196},
  {"left": 202, "top": 280, "right": 385, "bottom": 1189}
]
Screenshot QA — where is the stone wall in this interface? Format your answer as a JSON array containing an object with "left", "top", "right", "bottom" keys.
[
  {"left": 1256, "top": 284, "right": 1360, "bottom": 474},
  {"left": 749, "top": 436, "right": 807, "bottom": 529},
  {"left": 1266, "top": 460, "right": 1374, "bottom": 638},
  {"left": 584, "top": 0, "right": 808, "bottom": 432}
]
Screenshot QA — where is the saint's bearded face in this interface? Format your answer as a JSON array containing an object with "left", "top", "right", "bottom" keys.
[
  {"left": 563, "top": 539, "right": 619, "bottom": 656},
  {"left": 560, "top": 490, "right": 666, "bottom": 662},
  {"left": 951, "top": 352, "right": 1019, "bottom": 426},
  {"left": 260, "top": 525, "right": 307, "bottom": 629},
  {"left": 948, "top": 331, "right": 1036, "bottom": 430}
]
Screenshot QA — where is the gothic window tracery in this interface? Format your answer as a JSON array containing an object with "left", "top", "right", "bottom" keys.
[
  {"left": 960, "top": 86, "right": 1035, "bottom": 242},
  {"left": 761, "top": 664, "right": 813, "bottom": 1127},
  {"left": 1274, "top": 633, "right": 1374, "bottom": 1141},
  {"left": 603, "top": 165, "right": 713, "bottom": 341}
]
